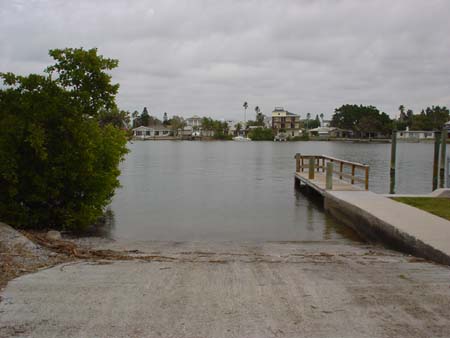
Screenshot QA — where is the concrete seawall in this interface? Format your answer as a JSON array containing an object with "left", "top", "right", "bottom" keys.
[{"left": 324, "top": 190, "right": 450, "bottom": 265}]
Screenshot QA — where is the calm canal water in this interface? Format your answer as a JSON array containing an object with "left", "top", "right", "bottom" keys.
[{"left": 107, "top": 141, "right": 445, "bottom": 241}]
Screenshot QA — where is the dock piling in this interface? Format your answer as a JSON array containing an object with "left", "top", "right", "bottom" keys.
[
  {"left": 326, "top": 162, "right": 333, "bottom": 190},
  {"left": 308, "top": 157, "right": 315, "bottom": 180},
  {"left": 295, "top": 153, "right": 301, "bottom": 172},
  {"left": 440, "top": 129, "right": 447, "bottom": 189},
  {"left": 447, "top": 155, "right": 450, "bottom": 188},
  {"left": 389, "top": 131, "right": 397, "bottom": 194},
  {"left": 433, "top": 131, "right": 441, "bottom": 191}
]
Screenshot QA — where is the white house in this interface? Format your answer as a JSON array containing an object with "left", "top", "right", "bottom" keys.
[
  {"left": 185, "top": 115, "right": 202, "bottom": 128},
  {"left": 396, "top": 128, "right": 435, "bottom": 141},
  {"left": 132, "top": 126, "right": 172, "bottom": 139},
  {"left": 308, "top": 127, "right": 352, "bottom": 138}
]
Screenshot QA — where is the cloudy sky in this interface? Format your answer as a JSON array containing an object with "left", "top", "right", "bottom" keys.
[{"left": 1, "top": 0, "right": 449, "bottom": 120}]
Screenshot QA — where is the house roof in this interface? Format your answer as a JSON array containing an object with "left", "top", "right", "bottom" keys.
[{"left": 132, "top": 126, "right": 151, "bottom": 131}]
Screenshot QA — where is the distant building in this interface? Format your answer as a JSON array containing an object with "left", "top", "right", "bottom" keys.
[
  {"left": 396, "top": 128, "right": 435, "bottom": 141},
  {"left": 186, "top": 115, "right": 202, "bottom": 128},
  {"left": 308, "top": 127, "right": 353, "bottom": 138},
  {"left": 132, "top": 126, "right": 172, "bottom": 139},
  {"left": 271, "top": 107, "right": 301, "bottom": 137}
]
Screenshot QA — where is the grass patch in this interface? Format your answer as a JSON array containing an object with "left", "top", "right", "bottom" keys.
[{"left": 392, "top": 197, "right": 450, "bottom": 221}]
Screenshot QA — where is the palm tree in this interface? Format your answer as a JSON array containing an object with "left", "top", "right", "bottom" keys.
[
  {"left": 243, "top": 102, "right": 248, "bottom": 122},
  {"left": 320, "top": 113, "right": 324, "bottom": 127},
  {"left": 255, "top": 106, "right": 263, "bottom": 125},
  {"left": 306, "top": 112, "right": 311, "bottom": 129},
  {"left": 235, "top": 122, "right": 242, "bottom": 136}
]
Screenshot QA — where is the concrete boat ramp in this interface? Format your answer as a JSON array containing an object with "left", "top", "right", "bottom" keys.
[{"left": 2, "top": 240, "right": 450, "bottom": 338}]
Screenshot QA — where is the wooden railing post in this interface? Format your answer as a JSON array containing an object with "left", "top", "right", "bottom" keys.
[
  {"left": 326, "top": 162, "right": 333, "bottom": 190},
  {"left": 339, "top": 162, "right": 343, "bottom": 180},
  {"left": 295, "top": 153, "right": 301, "bottom": 173},
  {"left": 309, "top": 157, "right": 315, "bottom": 180},
  {"left": 351, "top": 165, "right": 355, "bottom": 184},
  {"left": 365, "top": 167, "right": 369, "bottom": 190}
]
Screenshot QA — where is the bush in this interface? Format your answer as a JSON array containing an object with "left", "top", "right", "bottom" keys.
[
  {"left": 248, "top": 128, "right": 274, "bottom": 141},
  {"left": 289, "top": 134, "right": 310, "bottom": 141},
  {"left": 0, "top": 48, "right": 128, "bottom": 231}
]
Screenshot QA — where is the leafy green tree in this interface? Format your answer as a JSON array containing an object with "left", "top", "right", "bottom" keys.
[
  {"left": 168, "top": 115, "right": 186, "bottom": 135},
  {"left": 140, "top": 107, "right": 150, "bottom": 126},
  {"left": 235, "top": 122, "right": 242, "bottom": 134},
  {"left": 99, "top": 108, "right": 130, "bottom": 129},
  {"left": 201, "top": 117, "right": 230, "bottom": 139},
  {"left": 131, "top": 110, "right": 139, "bottom": 127},
  {"left": 331, "top": 104, "right": 392, "bottom": 136},
  {"left": 410, "top": 106, "right": 449, "bottom": 130},
  {"left": 46, "top": 48, "right": 119, "bottom": 116},
  {"left": 0, "top": 48, "right": 128, "bottom": 231},
  {"left": 254, "top": 106, "right": 264, "bottom": 126},
  {"left": 163, "top": 112, "right": 169, "bottom": 125},
  {"left": 248, "top": 128, "right": 274, "bottom": 141}
]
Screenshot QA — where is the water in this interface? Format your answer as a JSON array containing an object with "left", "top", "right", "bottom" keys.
[{"left": 108, "top": 141, "right": 444, "bottom": 241}]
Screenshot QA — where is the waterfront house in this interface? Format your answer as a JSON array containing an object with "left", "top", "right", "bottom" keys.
[
  {"left": 186, "top": 115, "right": 202, "bottom": 129},
  {"left": 132, "top": 125, "right": 173, "bottom": 139},
  {"left": 308, "top": 127, "right": 353, "bottom": 138},
  {"left": 271, "top": 107, "right": 301, "bottom": 137},
  {"left": 396, "top": 128, "right": 435, "bottom": 141}
]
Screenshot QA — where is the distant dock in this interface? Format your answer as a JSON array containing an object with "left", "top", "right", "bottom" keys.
[{"left": 294, "top": 153, "right": 450, "bottom": 265}]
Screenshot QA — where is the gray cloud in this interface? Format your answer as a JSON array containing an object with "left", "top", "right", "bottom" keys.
[{"left": 1, "top": 0, "right": 449, "bottom": 120}]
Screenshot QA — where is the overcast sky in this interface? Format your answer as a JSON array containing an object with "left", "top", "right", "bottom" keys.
[{"left": 1, "top": 0, "right": 449, "bottom": 121}]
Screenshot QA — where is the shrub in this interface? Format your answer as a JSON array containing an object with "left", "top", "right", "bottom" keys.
[
  {"left": 248, "top": 128, "right": 274, "bottom": 141},
  {"left": 0, "top": 48, "right": 128, "bottom": 231}
]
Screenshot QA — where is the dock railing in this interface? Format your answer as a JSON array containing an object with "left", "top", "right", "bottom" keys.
[{"left": 295, "top": 154, "right": 370, "bottom": 190}]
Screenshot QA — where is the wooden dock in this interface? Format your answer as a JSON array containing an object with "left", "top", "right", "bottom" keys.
[{"left": 294, "top": 154, "right": 369, "bottom": 195}]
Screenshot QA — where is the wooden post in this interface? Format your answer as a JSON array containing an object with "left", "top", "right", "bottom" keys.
[
  {"left": 351, "top": 165, "right": 355, "bottom": 184},
  {"left": 295, "top": 153, "right": 301, "bottom": 173},
  {"left": 339, "top": 162, "right": 343, "bottom": 180},
  {"left": 433, "top": 131, "right": 441, "bottom": 191},
  {"left": 390, "top": 131, "right": 397, "bottom": 194},
  {"left": 365, "top": 167, "right": 369, "bottom": 190},
  {"left": 322, "top": 157, "right": 325, "bottom": 172},
  {"left": 326, "top": 162, "right": 333, "bottom": 190},
  {"left": 308, "top": 157, "right": 315, "bottom": 180},
  {"left": 439, "top": 129, "right": 447, "bottom": 188},
  {"left": 447, "top": 155, "right": 450, "bottom": 188}
]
